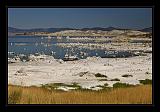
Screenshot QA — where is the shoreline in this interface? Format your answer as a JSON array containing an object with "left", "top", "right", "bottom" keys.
[
  {"left": 8, "top": 35, "right": 152, "bottom": 91},
  {"left": 8, "top": 53, "right": 152, "bottom": 90}
]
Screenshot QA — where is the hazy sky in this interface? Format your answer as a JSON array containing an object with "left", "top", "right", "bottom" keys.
[{"left": 8, "top": 8, "right": 152, "bottom": 29}]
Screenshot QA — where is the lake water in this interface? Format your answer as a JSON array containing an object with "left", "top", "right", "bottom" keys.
[{"left": 8, "top": 36, "right": 134, "bottom": 59}]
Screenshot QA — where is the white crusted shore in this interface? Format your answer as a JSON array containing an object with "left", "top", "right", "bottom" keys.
[{"left": 8, "top": 53, "right": 152, "bottom": 90}]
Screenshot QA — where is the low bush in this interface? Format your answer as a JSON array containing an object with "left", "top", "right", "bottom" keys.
[
  {"left": 95, "top": 73, "right": 107, "bottom": 78},
  {"left": 104, "top": 83, "right": 108, "bottom": 86},
  {"left": 139, "top": 79, "right": 152, "bottom": 85},
  {"left": 145, "top": 72, "right": 150, "bottom": 74},
  {"left": 110, "top": 78, "right": 120, "bottom": 81},
  {"left": 41, "top": 82, "right": 82, "bottom": 90},
  {"left": 95, "top": 83, "right": 109, "bottom": 90},
  {"left": 113, "top": 82, "right": 135, "bottom": 88},
  {"left": 98, "top": 79, "right": 108, "bottom": 81},
  {"left": 122, "top": 74, "right": 133, "bottom": 77}
]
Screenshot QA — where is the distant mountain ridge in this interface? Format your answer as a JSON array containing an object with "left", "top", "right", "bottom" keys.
[
  {"left": 80, "top": 27, "right": 130, "bottom": 31},
  {"left": 139, "top": 27, "right": 152, "bottom": 32},
  {"left": 8, "top": 26, "right": 152, "bottom": 33},
  {"left": 8, "top": 27, "right": 76, "bottom": 33}
]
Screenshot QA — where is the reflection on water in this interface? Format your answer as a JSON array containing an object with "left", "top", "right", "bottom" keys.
[{"left": 8, "top": 36, "right": 134, "bottom": 59}]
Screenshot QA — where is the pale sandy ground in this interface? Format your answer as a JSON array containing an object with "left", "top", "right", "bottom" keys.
[{"left": 8, "top": 53, "right": 152, "bottom": 90}]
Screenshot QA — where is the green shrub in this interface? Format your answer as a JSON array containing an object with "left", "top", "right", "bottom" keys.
[
  {"left": 145, "top": 72, "right": 150, "bottom": 74},
  {"left": 104, "top": 83, "right": 108, "bottom": 86},
  {"left": 95, "top": 83, "right": 109, "bottom": 90},
  {"left": 98, "top": 79, "right": 108, "bottom": 81},
  {"left": 96, "top": 85, "right": 107, "bottom": 89},
  {"left": 110, "top": 78, "right": 120, "bottom": 81},
  {"left": 122, "top": 74, "right": 133, "bottom": 77},
  {"left": 113, "top": 82, "right": 135, "bottom": 88},
  {"left": 41, "top": 83, "right": 62, "bottom": 90},
  {"left": 78, "top": 72, "right": 88, "bottom": 77},
  {"left": 95, "top": 73, "right": 107, "bottom": 78},
  {"left": 139, "top": 79, "right": 152, "bottom": 85},
  {"left": 67, "top": 82, "right": 82, "bottom": 89},
  {"left": 41, "top": 82, "right": 82, "bottom": 90}
]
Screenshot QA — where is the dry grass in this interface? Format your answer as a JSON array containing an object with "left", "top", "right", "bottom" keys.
[{"left": 8, "top": 85, "right": 152, "bottom": 104}]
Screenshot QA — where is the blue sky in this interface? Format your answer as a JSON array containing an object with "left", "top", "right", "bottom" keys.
[{"left": 8, "top": 8, "right": 152, "bottom": 29}]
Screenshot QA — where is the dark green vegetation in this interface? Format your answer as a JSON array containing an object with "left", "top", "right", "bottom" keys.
[
  {"left": 95, "top": 73, "right": 107, "bottom": 78},
  {"left": 145, "top": 72, "right": 151, "bottom": 74},
  {"left": 110, "top": 78, "right": 120, "bottom": 81},
  {"left": 41, "top": 82, "right": 82, "bottom": 90},
  {"left": 113, "top": 82, "right": 135, "bottom": 88},
  {"left": 78, "top": 72, "right": 89, "bottom": 77},
  {"left": 95, "top": 83, "right": 111, "bottom": 90},
  {"left": 139, "top": 79, "right": 152, "bottom": 85},
  {"left": 122, "top": 74, "right": 133, "bottom": 77},
  {"left": 98, "top": 79, "right": 108, "bottom": 81}
]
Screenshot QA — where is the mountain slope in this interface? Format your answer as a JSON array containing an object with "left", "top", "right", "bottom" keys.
[
  {"left": 139, "top": 27, "right": 152, "bottom": 32},
  {"left": 8, "top": 26, "right": 152, "bottom": 33},
  {"left": 8, "top": 27, "right": 75, "bottom": 33}
]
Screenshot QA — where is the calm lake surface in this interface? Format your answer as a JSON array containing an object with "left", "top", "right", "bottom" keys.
[{"left": 8, "top": 36, "right": 133, "bottom": 59}]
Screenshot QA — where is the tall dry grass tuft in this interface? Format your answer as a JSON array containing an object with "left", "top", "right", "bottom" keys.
[
  {"left": 8, "top": 86, "right": 22, "bottom": 104},
  {"left": 8, "top": 85, "right": 152, "bottom": 104}
]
